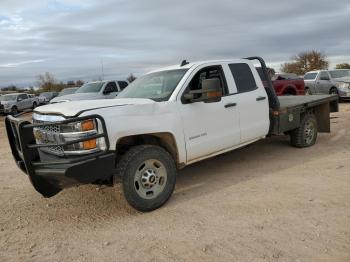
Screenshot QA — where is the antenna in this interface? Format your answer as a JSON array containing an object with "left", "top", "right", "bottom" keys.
[
  {"left": 101, "top": 59, "right": 105, "bottom": 80},
  {"left": 180, "top": 60, "right": 189, "bottom": 67}
]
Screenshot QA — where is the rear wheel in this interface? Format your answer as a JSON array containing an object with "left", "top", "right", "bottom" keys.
[
  {"left": 115, "top": 145, "right": 176, "bottom": 212},
  {"left": 290, "top": 113, "right": 318, "bottom": 148}
]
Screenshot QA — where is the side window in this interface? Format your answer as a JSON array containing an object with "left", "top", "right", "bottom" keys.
[
  {"left": 229, "top": 63, "right": 257, "bottom": 93},
  {"left": 319, "top": 71, "right": 330, "bottom": 80},
  {"left": 184, "top": 65, "right": 227, "bottom": 101},
  {"left": 118, "top": 81, "right": 128, "bottom": 90},
  {"left": 105, "top": 82, "right": 118, "bottom": 92},
  {"left": 19, "top": 94, "right": 28, "bottom": 100}
]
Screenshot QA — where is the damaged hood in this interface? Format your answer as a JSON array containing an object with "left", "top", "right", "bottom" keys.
[{"left": 34, "top": 98, "right": 155, "bottom": 117}]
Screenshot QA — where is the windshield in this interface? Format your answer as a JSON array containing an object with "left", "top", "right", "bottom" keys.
[
  {"left": 329, "top": 70, "right": 350, "bottom": 79},
  {"left": 304, "top": 73, "right": 318, "bottom": 80},
  {"left": 58, "top": 88, "right": 78, "bottom": 96},
  {"left": 1, "top": 95, "right": 17, "bottom": 101},
  {"left": 118, "top": 69, "right": 188, "bottom": 101},
  {"left": 76, "top": 82, "right": 104, "bottom": 93}
]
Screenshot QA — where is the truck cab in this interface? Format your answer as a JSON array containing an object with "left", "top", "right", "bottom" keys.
[
  {"left": 50, "top": 80, "right": 129, "bottom": 103},
  {"left": 5, "top": 57, "right": 338, "bottom": 212}
]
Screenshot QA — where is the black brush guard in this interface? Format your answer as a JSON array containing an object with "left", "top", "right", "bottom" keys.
[{"left": 5, "top": 114, "right": 116, "bottom": 197}]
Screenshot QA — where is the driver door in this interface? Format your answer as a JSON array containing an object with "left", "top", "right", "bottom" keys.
[
  {"left": 316, "top": 71, "right": 331, "bottom": 94},
  {"left": 17, "top": 94, "right": 28, "bottom": 110},
  {"left": 178, "top": 65, "right": 241, "bottom": 162}
]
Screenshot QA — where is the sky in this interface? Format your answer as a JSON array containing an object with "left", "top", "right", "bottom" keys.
[{"left": 0, "top": 0, "right": 350, "bottom": 87}]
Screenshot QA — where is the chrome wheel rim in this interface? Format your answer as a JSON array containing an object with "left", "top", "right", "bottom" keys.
[
  {"left": 134, "top": 159, "right": 167, "bottom": 199},
  {"left": 304, "top": 120, "right": 315, "bottom": 144}
]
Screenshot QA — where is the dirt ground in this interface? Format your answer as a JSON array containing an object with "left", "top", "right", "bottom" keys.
[{"left": 0, "top": 103, "right": 349, "bottom": 262}]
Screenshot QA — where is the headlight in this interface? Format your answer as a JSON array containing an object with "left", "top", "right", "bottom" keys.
[
  {"left": 336, "top": 82, "right": 350, "bottom": 89},
  {"left": 33, "top": 114, "right": 107, "bottom": 156},
  {"left": 60, "top": 119, "right": 107, "bottom": 154}
]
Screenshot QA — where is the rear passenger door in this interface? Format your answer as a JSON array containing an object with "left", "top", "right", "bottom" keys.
[{"left": 228, "top": 63, "right": 270, "bottom": 143}]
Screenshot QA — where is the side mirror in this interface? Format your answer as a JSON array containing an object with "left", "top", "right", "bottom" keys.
[{"left": 184, "top": 78, "right": 222, "bottom": 103}]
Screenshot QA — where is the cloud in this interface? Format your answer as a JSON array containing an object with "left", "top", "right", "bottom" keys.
[{"left": 0, "top": 0, "right": 350, "bottom": 86}]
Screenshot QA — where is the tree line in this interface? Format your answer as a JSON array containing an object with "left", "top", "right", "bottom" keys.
[{"left": 1, "top": 55, "right": 349, "bottom": 92}]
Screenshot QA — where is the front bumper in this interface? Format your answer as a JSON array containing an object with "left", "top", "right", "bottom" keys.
[
  {"left": 5, "top": 115, "right": 116, "bottom": 197},
  {"left": 339, "top": 91, "right": 350, "bottom": 99}
]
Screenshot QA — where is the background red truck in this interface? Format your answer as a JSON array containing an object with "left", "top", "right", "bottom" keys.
[{"left": 256, "top": 67, "right": 305, "bottom": 96}]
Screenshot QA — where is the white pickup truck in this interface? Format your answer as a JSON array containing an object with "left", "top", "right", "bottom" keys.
[{"left": 6, "top": 57, "right": 338, "bottom": 211}]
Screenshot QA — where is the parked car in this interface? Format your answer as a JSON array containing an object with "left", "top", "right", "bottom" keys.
[
  {"left": 50, "top": 80, "right": 128, "bottom": 103},
  {"left": 0, "top": 93, "right": 37, "bottom": 115},
  {"left": 6, "top": 57, "right": 338, "bottom": 211},
  {"left": 57, "top": 87, "right": 79, "bottom": 97},
  {"left": 28, "top": 94, "right": 39, "bottom": 109},
  {"left": 304, "top": 69, "right": 350, "bottom": 101},
  {"left": 38, "top": 92, "right": 59, "bottom": 104},
  {"left": 256, "top": 68, "right": 305, "bottom": 95}
]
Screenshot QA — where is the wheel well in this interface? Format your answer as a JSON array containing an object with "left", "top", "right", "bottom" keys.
[
  {"left": 115, "top": 133, "right": 179, "bottom": 165},
  {"left": 329, "top": 87, "right": 337, "bottom": 93},
  {"left": 283, "top": 87, "right": 297, "bottom": 95}
]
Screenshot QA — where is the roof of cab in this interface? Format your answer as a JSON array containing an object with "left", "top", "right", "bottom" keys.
[{"left": 147, "top": 59, "right": 252, "bottom": 74}]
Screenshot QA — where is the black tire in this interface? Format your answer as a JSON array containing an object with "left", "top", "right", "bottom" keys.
[
  {"left": 32, "top": 102, "right": 37, "bottom": 109},
  {"left": 290, "top": 113, "right": 318, "bottom": 148},
  {"left": 115, "top": 145, "right": 176, "bottom": 212},
  {"left": 11, "top": 106, "right": 18, "bottom": 115}
]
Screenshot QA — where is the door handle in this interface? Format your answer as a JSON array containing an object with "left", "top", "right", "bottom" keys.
[
  {"left": 224, "top": 102, "right": 237, "bottom": 108},
  {"left": 256, "top": 96, "right": 266, "bottom": 101}
]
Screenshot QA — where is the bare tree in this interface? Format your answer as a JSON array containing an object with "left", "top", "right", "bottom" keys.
[
  {"left": 37, "top": 72, "right": 58, "bottom": 92},
  {"left": 335, "top": 63, "right": 350, "bottom": 69},
  {"left": 127, "top": 73, "right": 137, "bottom": 83},
  {"left": 281, "top": 50, "right": 329, "bottom": 75}
]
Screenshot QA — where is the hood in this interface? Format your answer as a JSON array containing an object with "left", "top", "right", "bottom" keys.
[
  {"left": 0, "top": 100, "right": 15, "bottom": 105},
  {"left": 334, "top": 77, "right": 350, "bottom": 83},
  {"left": 50, "top": 92, "right": 102, "bottom": 103},
  {"left": 34, "top": 98, "right": 155, "bottom": 117}
]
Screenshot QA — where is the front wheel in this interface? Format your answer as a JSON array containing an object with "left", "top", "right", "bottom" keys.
[
  {"left": 290, "top": 113, "right": 318, "bottom": 148},
  {"left": 115, "top": 145, "right": 177, "bottom": 212}
]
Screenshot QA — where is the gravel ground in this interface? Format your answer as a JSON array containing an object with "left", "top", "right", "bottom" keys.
[{"left": 0, "top": 103, "right": 349, "bottom": 262}]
